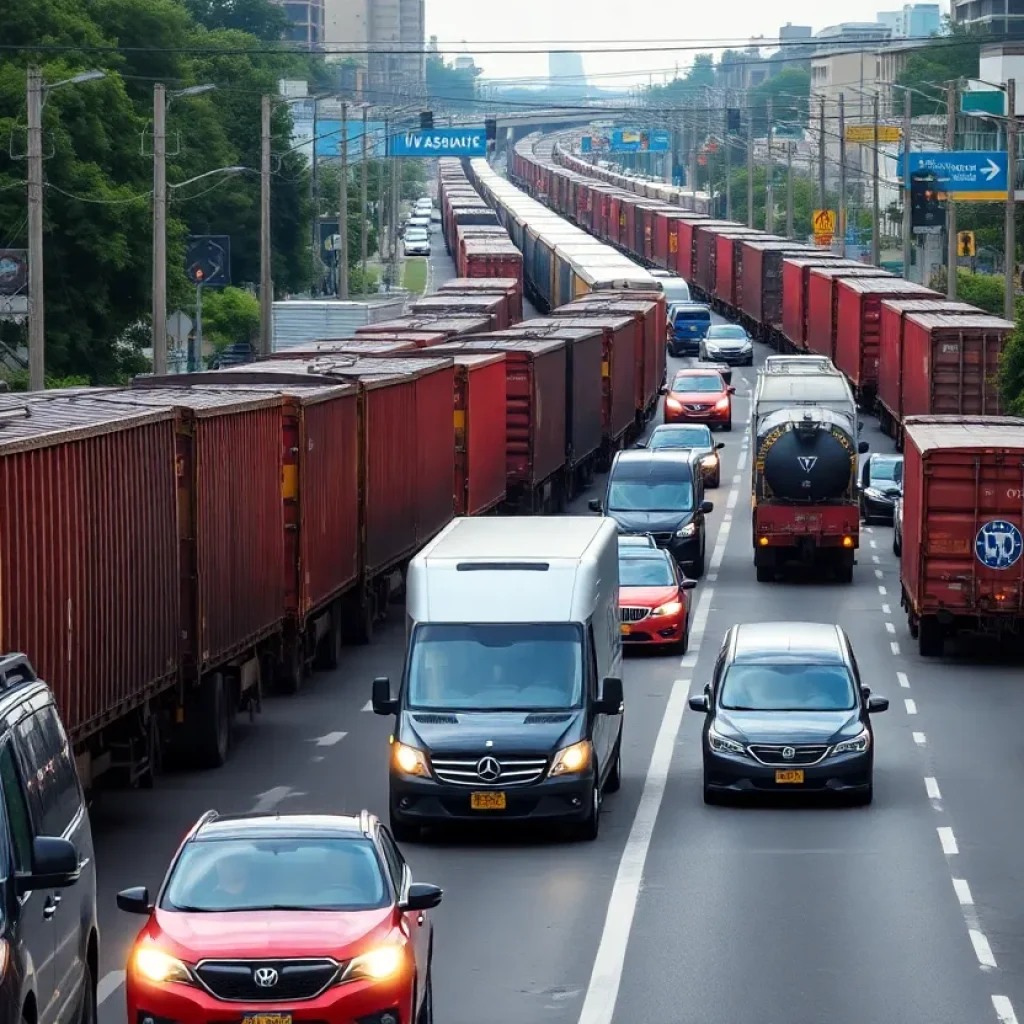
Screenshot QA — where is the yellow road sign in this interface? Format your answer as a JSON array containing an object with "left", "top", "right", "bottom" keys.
[
  {"left": 957, "top": 230, "right": 976, "bottom": 258},
  {"left": 813, "top": 209, "right": 837, "bottom": 235},
  {"left": 845, "top": 125, "right": 902, "bottom": 143},
  {"left": 814, "top": 233, "right": 834, "bottom": 248}
]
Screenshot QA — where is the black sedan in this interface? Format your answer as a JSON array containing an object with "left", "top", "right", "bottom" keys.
[
  {"left": 689, "top": 621, "right": 889, "bottom": 806},
  {"left": 859, "top": 452, "right": 903, "bottom": 524}
]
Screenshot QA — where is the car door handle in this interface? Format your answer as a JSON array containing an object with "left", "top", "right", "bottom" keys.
[
  {"left": 43, "top": 898, "right": 58, "bottom": 920},
  {"left": 417, "top": 913, "right": 425, "bottom": 925}
]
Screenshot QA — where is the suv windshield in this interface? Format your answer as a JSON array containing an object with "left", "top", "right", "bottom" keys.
[
  {"left": 720, "top": 663, "right": 856, "bottom": 711},
  {"left": 673, "top": 308, "right": 710, "bottom": 322},
  {"left": 672, "top": 375, "right": 723, "bottom": 393},
  {"left": 161, "top": 837, "right": 389, "bottom": 912},
  {"left": 619, "top": 557, "right": 675, "bottom": 587},
  {"left": 407, "top": 623, "right": 583, "bottom": 711},
  {"left": 649, "top": 426, "right": 712, "bottom": 450},
  {"left": 608, "top": 479, "right": 693, "bottom": 512}
]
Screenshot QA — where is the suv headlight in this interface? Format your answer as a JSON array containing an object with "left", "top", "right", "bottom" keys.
[
  {"left": 133, "top": 947, "right": 193, "bottom": 985},
  {"left": 863, "top": 487, "right": 885, "bottom": 500},
  {"left": 676, "top": 522, "right": 697, "bottom": 538},
  {"left": 341, "top": 945, "right": 409, "bottom": 983},
  {"left": 549, "top": 740, "right": 592, "bottom": 777},
  {"left": 831, "top": 729, "right": 870, "bottom": 756},
  {"left": 708, "top": 723, "right": 746, "bottom": 756}
]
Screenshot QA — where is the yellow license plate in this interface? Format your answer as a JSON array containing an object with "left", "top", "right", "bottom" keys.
[
  {"left": 775, "top": 770, "right": 804, "bottom": 784},
  {"left": 243, "top": 1016, "right": 292, "bottom": 1024},
  {"left": 620, "top": 623, "right": 632, "bottom": 634},
  {"left": 470, "top": 791, "right": 506, "bottom": 810}
]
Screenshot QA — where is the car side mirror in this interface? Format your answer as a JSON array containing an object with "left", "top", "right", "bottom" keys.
[
  {"left": 17, "top": 837, "right": 81, "bottom": 895},
  {"left": 634, "top": 442, "right": 646, "bottom": 449},
  {"left": 868, "top": 695, "right": 890, "bottom": 713},
  {"left": 858, "top": 441, "right": 870, "bottom": 454},
  {"left": 688, "top": 693, "right": 710, "bottom": 713},
  {"left": 680, "top": 580, "right": 697, "bottom": 591},
  {"left": 598, "top": 677, "right": 624, "bottom": 715},
  {"left": 658, "top": 386, "right": 668, "bottom": 396},
  {"left": 700, "top": 500, "right": 714, "bottom": 514},
  {"left": 372, "top": 676, "right": 398, "bottom": 716},
  {"left": 589, "top": 499, "right": 602, "bottom": 513},
  {"left": 117, "top": 886, "right": 154, "bottom": 915},
  {"left": 715, "top": 442, "right": 725, "bottom": 450},
  {"left": 727, "top": 385, "right": 736, "bottom": 394},
  {"left": 400, "top": 882, "right": 443, "bottom": 911}
]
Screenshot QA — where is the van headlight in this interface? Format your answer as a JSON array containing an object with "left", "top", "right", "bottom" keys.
[
  {"left": 392, "top": 742, "right": 430, "bottom": 777},
  {"left": 549, "top": 740, "right": 592, "bottom": 777},
  {"left": 830, "top": 729, "right": 870, "bottom": 756}
]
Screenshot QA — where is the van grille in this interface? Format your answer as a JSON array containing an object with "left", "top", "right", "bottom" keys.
[
  {"left": 431, "top": 755, "right": 548, "bottom": 786},
  {"left": 620, "top": 607, "right": 650, "bottom": 623}
]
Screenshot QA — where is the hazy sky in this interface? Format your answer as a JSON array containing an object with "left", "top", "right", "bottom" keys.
[{"left": 425, "top": 0, "right": 953, "bottom": 85}]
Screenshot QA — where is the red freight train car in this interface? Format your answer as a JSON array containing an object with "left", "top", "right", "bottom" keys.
[
  {"left": 267, "top": 338, "right": 421, "bottom": 357},
  {"left": 410, "top": 294, "right": 509, "bottom": 331},
  {"left": 806, "top": 266, "right": 892, "bottom": 360},
  {"left": 834, "top": 277, "right": 937, "bottom": 404},
  {"left": 676, "top": 218, "right": 727, "bottom": 283},
  {"left": 714, "top": 231, "right": 771, "bottom": 310},
  {"left": 876, "top": 299, "right": 979, "bottom": 435},
  {"left": 739, "top": 242, "right": 827, "bottom": 337},
  {"left": 900, "top": 416, "right": 1024, "bottom": 655},
  {"left": 437, "top": 277, "right": 524, "bottom": 323},
  {"left": 780, "top": 257, "right": 863, "bottom": 351},
  {"left": 356, "top": 315, "right": 492, "bottom": 338},
  {"left": 462, "top": 239, "right": 523, "bottom": 282}
]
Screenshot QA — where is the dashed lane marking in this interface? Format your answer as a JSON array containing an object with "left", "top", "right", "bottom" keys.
[
  {"left": 362, "top": 700, "right": 374, "bottom": 712},
  {"left": 250, "top": 786, "right": 304, "bottom": 814},
  {"left": 913, "top": 731, "right": 927, "bottom": 745},
  {"left": 938, "top": 826, "right": 959, "bottom": 855},
  {"left": 953, "top": 878, "right": 974, "bottom": 905},
  {"left": 898, "top": 672, "right": 910, "bottom": 688},
  {"left": 993, "top": 996, "right": 1020, "bottom": 1023},
  {"left": 870, "top": 540, "right": 877, "bottom": 548},
  {"left": 878, "top": 585, "right": 887, "bottom": 595},
  {"left": 904, "top": 698, "right": 917, "bottom": 714},
  {"left": 970, "top": 930, "right": 998, "bottom": 969},
  {"left": 872, "top": 555, "right": 881, "bottom": 564},
  {"left": 314, "top": 731, "right": 347, "bottom": 746},
  {"left": 891, "top": 641, "right": 901, "bottom": 655},
  {"left": 98, "top": 970, "right": 125, "bottom": 1006},
  {"left": 885, "top": 621, "right": 896, "bottom": 634},
  {"left": 882, "top": 603, "right": 891, "bottom": 614},
  {"left": 875, "top": 569, "right": 884, "bottom": 579},
  {"left": 925, "top": 776, "right": 941, "bottom": 801}
]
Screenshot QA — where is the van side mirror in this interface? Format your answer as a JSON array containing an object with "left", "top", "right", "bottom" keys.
[
  {"left": 680, "top": 580, "right": 697, "bottom": 591},
  {"left": 117, "top": 886, "right": 154, "bottom": 915},
  {"left": 715, "top": 442, "right": 725, "bottom": 450},
  {"left": 858, "top": 441, "right": 870, "bottom": 454},
  {"left": 17, "top": 837, "right": 81, "bottom": 895},
  {"left": 589, "top": 499, "right": 602, "bottom": 513},
  {"left": 597, "top": 677, "right": 623, "bottom": 715},
  {"left": 372, "top": 677, "right": 398, "bottom": 716},
  {"left": 688, "top": 693, "right": 710, "bottom": 713},
  {"left": 700, "top": 500, "right": 714, "bottom": 514}
]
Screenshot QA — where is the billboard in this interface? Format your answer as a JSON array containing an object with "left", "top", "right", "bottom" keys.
[
  {"left": 389, "top": 128, "right": 488, "bottom": 158},
  {"left": 610, "top": 128, "right": 670, "bottom": 153},
  {"left": 312, "top": 119, "right": 388, "bottom": 160}
]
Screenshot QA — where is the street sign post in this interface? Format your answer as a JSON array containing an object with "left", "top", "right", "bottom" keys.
[
  {"left": 388, "top": 128, "right": 487, "bottom": 157},
  {"left": 813, "top": 209, "right": 836, "bottom": 236},
  {"left": 902, "top": 151, "right": 1008, "bottom": 200}
]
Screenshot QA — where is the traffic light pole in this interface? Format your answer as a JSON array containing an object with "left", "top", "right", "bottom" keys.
[
  {"left": 946, "top": 81, "right": 958, "bottom": 299},
  {"left": 872, "top": 93, "right": 881, "bottom": 267},
  {"left": 1006, "top": 78, "right": 1017, "bottom": 321},
  {"left": 902, "top": 96, "right": 913, "bottom": 281}
]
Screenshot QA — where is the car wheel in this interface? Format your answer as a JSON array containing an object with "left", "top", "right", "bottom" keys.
[
  {"left": 604, "top": 741, "right": 622, "bottom": 794},
  {"left": 893, "top": 529, "right": 902, "bottom": 556},
  {"left": 710, "top": 472, "right": 720, "bottom": 488},
  {"left": 723, "top": 419, "right": 732, "bottom": 432},
  {"left": 691, "top": 536, "right": 706, "bottom": 578},
  {"left": 575, "top": 779, "right": 601, "bottom": 841},
  {"left": 702, "top": 771, "right": 722, "bottom": 805},
  {"left": 918, "top": 616, "right": 944, "bottom": 658},
  {"left": 676, "top": 624, "right": 689, "bottom": 654},
  {"left": 755, "top": 564, "right": 773, "bottom": 583},
  {"left": 78, "top": 962, "right": 97, "bottom": 1024},
  {"left": 417, "top": 962, "right": 434, "bottom": 1024}
]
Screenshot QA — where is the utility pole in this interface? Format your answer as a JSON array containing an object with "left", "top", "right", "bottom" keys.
[
  {"left": 946, "top": 80, "right": 958, "bottom": 299},
  {"left": 746, "top": 95, "right": 754, "bottom": 228},
  {"left": 378, "top": 117, "right": 387, "bottom": 263},
  {"left": 765, "top": 97, "right": 774, "bottom": 233},
  {"left": 27, "top": 66, "right": 45, "bottom": 391},
  {"left": 872, "top": 92, "right": 881, "bottom": 267},
  {"left": 786, "top": 141, "right": 794, "bottom": 238},
  {"left": 259, "top": 94, "right": 272, "bottom": 356},
  {"left": 338, "top": 102, "right": 349, "bottom": 300},
  {"left": 152, "top": 83, "right": 168, "bottom": 376},
  {"left": 903, "top": 92, "right": 913, "bottom": 281},
  {"left": 725, "top": 95, "right": 733, "bottom": 220},
  {"left": 839, "top": 92, "right": 847, "bottom": 257},
  {"left": 1006, "top": 78, "right": 1017, "bottom": 321},
  {"left": 819, "top": 94, "right": 827, "bottom": 211},
  {"left": 360, "top": 106, "right": 369, "bottom": 292},
  {"left": 390, "top": 142, "right": 400, "bottom": 288},
  {"left": 310, "top": 98, "right": 320, "bottom": 295}
]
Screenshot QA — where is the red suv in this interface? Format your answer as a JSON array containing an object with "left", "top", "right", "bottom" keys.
[{"left": 116, "top": 810, "right": 442, "bottom": 1024}]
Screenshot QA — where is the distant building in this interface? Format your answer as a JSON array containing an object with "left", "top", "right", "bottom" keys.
[
  {"left": 273, "top": 0, "right": 325, "bottom": 48},
  {"left": 952, "top": 0, "right": 1024, "bottom": 37},
  {"left": 903, "top": 4, "right": 941, "bottom": 38},
  {"left": 876, "top": 11, "right": 904, "bottom": 36},
  {"left": 549, "top": 51, "right": 587, "bottom": 91}
]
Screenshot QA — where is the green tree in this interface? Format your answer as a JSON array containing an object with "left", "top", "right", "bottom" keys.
[
  {"left": 644, "top": 53, "right": 716, "bottom": 105},
  {"left": 749, "top": 66, "right": 811, "bottom": 139},
  {"left": 183, "top": 0, "right": 287, "bottom": 40},
  {"left": 896, "top": 19, "right": 984, "bottom": 116},
  {"left": 198, "top": 285, "right": 260, "bottom": 350},
  {"left": 426, "top": 56, "right": 480, "bottom": 110}
]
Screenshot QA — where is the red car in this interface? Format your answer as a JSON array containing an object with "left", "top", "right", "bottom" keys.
[
  {"left": 662, "top": 369, "right": 735, "bottom": 430},
  {"left": 619, "top": 549, "right": 697, "bottom": 651},
  {"left": 117, "top": 810, "right": 442, "bottom": 1024}
]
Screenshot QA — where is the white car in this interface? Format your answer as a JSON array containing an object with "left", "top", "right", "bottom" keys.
[
  {"left": 406, "top": 216, "right": 430, "bottom": 233},
  {"left": 404, "top": 230, "right": 430, "bottom": 256}
]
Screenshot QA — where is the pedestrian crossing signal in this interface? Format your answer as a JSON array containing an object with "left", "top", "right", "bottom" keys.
[{"left": 957, "top": 230, "right": 976, "bottom": 258}]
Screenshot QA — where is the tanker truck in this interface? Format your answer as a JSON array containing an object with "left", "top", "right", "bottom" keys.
[{"left": 752, "top": 370, "right": 869, "bottom": 582}]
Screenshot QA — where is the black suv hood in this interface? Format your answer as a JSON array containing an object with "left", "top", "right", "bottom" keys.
[
  {"left": 400, "top": 709, "right": 584, "bottom": 756},
  {"left": 607, "top": 509, "right": 694, "bottom": 534}
]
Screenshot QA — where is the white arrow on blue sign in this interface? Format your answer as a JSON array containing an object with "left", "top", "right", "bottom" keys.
[{"left": 902, "top": 150, "right": 1008, "bottom": 194}]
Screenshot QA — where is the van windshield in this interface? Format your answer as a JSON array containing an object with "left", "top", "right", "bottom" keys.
[{"left": 406, "top": 623, "right": 584, "bottom": 711}]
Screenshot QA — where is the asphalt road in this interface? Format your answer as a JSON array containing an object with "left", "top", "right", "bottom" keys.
[{"left": 91, "top": 304, "right": 1024, "bottom": 1024}]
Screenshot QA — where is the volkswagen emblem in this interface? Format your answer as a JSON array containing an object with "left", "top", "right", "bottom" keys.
[
  {"left": 253, "top": 967, "right": 279, "bottom": 988},
  {"left": 476, "top": 756, "right": 501, "bottom": 781},
  {"left": 781, "top": 746, "right": 796, "bottom": 761}
]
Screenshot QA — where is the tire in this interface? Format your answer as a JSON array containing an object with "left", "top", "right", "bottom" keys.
[
  {"left": 755, "top": 564, "right": 773, "bottom": 583},
  {"left": 78, "top": 961, "right": 97, "bottom": 1024},
  {"left": 691, "top": 536, "right": 706, "bottom": 579},
  {"left": 417, "top": 962, "right": 434, "bottom": 1024},
  {"left": 277, "top": 643, "right": 305, "bottom": 695},
  {"left": 190, "top": 672, "right": 232, "bottom": 770},
  {"left": 893, "top": 530, "right": 902, "bottom": 557},
  {"left": 709, "top": 472, "right": 720, "bottom": 489},
  {"left": 835, "top": 562, "right": 854, "bottom": 584},
  {"left": 390, "top": 813, "right": 421, "bottom": 844},
  {"left": 702, "top": 772, "right": 722, "bottom": 805},
  {"left": 604, "top": 741, "right": 622, "bottom": 794},
  {"left": 314, "top": 605, "right": 344, "bottom": 671},
  {"left": 723, "top": 420, "right": 732, "bottom": 432},
  {"left": 918, "top": 616, "right": 944, "bottom": 657},
  {"left": 575, "top": 780, "right": 601, "bottom": 841},
  {"left": 676, "top": 622, "right": 690, "bottom": 654}
]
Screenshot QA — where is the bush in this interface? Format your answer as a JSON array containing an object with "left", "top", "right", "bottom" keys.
[
  {"left": 927, "top": 267, "right": 1006, "bottom": 315},
  {"left": 0, "top": 370, "right": 91, "bottom": 392},
  {"left": 348, "top": 265, "right": 379, "bottom": 295}
]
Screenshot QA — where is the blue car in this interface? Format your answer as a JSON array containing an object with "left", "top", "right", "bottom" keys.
[{"left": 668, "top": 302, "right": 713, "bottom": 357}]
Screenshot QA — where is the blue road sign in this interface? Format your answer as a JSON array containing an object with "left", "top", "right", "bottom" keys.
[
  {"left": 389, "top": 128, "right": 487, "bottom": 157},
  {"left": 902, "top": 150, "right": 1008, "bottom": 195},
  {"left": 609, "top": 128, "right": 670, "bottom": 153},
  {"left": 580, "top": 136, "right": 593, "bottom": 153}
]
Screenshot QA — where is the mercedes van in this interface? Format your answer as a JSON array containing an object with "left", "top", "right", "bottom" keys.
[{"left": 372, "top": 517, "right": 624, "bottom": 843}]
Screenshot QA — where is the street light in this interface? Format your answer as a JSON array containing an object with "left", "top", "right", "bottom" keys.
[{"left": 26, "top": 67, "right": 106, "bottom": 390}]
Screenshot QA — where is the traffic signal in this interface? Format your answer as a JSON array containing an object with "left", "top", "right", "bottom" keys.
[
  {"left": 420, "top": 111, "right": 433, "bottom": 131},
  {"left": 910, "top": 170, "right": 945, "bottom": 232},
  {"left": 727, "top": 108, "right": 741, "bottom": 133},
  {"left": 485, "top": 118, "right": 496, "bottom": 142}
]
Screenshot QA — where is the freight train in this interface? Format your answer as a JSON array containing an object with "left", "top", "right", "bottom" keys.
[{"left": 505, "top": 129, "right": 1015, "bottom": 444}]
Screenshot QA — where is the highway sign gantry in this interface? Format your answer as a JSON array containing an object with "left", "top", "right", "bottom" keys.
[{"left": 902, "top": 150, "right": 1008, "bottom": 200}]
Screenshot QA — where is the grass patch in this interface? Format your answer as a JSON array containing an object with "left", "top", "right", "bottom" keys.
[{"left": 402, "top": 257, "right": 428, "bottom": 295}]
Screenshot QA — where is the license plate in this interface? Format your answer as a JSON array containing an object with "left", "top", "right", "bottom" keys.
[
  {"left": 621, "top": 623, "right": 632, "bottom": 634},
  {"left": 243, "top": 1015, "right": 292, "bottom": 1024},
  {"left": 775, "top": 770, "right": 804, "bottom": 784},
  {"left": 470, "top": 791, "right": 506, "bottom": 810}
]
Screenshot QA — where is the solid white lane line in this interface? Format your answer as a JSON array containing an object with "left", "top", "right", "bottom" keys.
[
  {"left": 314, "top": 731, "right": 347, "bottom": 746},
  {"left": 938, "top": 826, "right": 959, "bottom": 855},
  {"left": 878, "top": 585, "right": 887, "bottom": 595},
  {"left": 970, "top": 930, "right": 997, "bottom": 969},
  {"left": 953, "top": 878, "right": 974, "bottom": 905},
  {"left": 913, "top": 731, "right": 927, "bottom": 745},
  {"left": 891, "top": 641, "right": 901, "bottom": 655},
  {"left": 925, "top": 777, "right": 941, "bottom": 800},
  {"left": 97, "top": 971, "right": 125, "bottom": 1006},
  {"left": 904, "top": 698, "right": 917, "bottom": 714},
  {"left": 882, "top": 603, "right": 891, "bottom": 614},
  {"left": 362, "top": 700, "right": 374, "bottom": 712},
  {"left": 885, "top": 621, "right": 896, "bottom": 634},
  {"left": 576, "top": 679, "right": 692, "bottom": 1024},
  {"left": 680, "top": 587, "right": 715, "bottom": 668},
  {"left": 993, "top": 995, "right": 1020, "bottom": 1024},
  {"left": 897, "top": 671, "right": 910, "bottom": 688}
]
